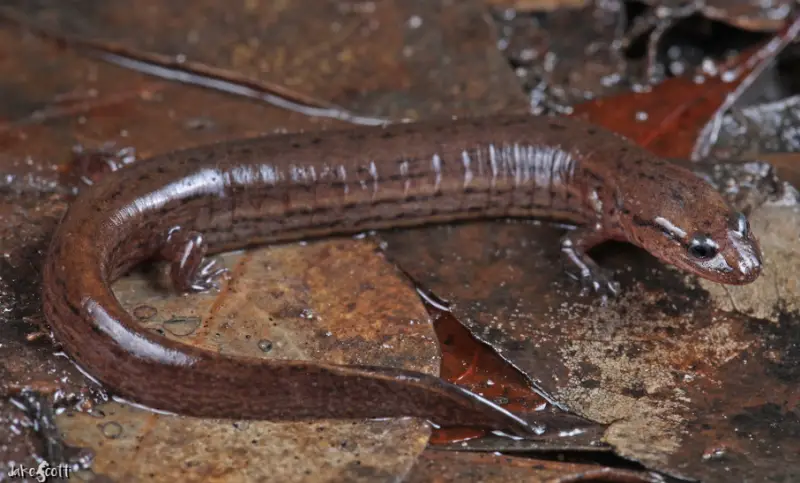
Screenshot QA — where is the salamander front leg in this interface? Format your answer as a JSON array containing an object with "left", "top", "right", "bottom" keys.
[
  {"left": 161, "top": 228, "right": 229, "bottom": 293},
  {"left": 560, "top": 227, "right": 620, "bottom": 298}
]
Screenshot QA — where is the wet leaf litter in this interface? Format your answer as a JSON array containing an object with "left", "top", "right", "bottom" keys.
[{"left": 0, "top": 1, "right": 798, "bottom": 482}]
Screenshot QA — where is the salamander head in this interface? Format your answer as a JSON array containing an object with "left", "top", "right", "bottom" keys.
[{"left": 623, "top": 189, "right": 762, "bottom": 285}]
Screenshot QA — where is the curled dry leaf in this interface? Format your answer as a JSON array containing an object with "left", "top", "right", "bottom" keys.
[{"left": 405, "top": 450, "right": 662, "bottom": 483}]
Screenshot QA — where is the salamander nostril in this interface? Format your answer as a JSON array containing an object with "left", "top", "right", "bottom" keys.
[{"left": 729, "top": 212, "right": 749, "bottom": 237}]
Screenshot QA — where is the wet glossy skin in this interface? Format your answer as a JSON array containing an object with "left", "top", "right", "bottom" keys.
[
  {"left": 614, "top": 158, "right": 762, "bottom": 284},
  {"left": 42, "top": 114, "right": 762, "bottom": 432}
]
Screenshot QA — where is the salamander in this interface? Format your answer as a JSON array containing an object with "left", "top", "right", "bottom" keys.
[{"left": 42, "top": 114, "right": 762, "bottom": 434}]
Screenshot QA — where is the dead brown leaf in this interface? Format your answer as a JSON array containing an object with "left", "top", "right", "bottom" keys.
[
  {"left": 484, "top": 0, "right": 589, "bottom": 12},
  {"left": 380, "top": 167, "right": 800, "bottom": 481}
]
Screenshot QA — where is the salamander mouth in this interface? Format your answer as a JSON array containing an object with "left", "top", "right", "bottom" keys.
[
  {"left": 663, "top": 240, "right": 761, "bottom": 286},
  {"left": 728, "top": 234, "right": 762, "bottom": 283},
  {"left": 689, "top": 236, "right": 761, "bottom": 285}
]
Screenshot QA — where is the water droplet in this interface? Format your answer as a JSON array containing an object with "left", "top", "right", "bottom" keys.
[
  {"left": 184, "top": 118, "right": 215, "bottom": 131},
  {"left": 702, "top": 445, "right": 728, "bottom": 461},
  {"left": 99, "top": 421, "right": 123, "bottom": 439},
  {"left": 163, "top": 316, "right": 201, "bottom": 336},
  {"left": 257, "top": 339, "right": 273, "bottom": 353},
  {"left": 232, "top": 421, "right": 251, "bottom": 430},
  {"left": 133, "top": 305, "right": 157, "bottom": 321},
  {"left": 721, "top": 70, "right": 737, "bottom": 82},
  {"left": 701, "top": 58, "right": 718, "bottom": 76}
]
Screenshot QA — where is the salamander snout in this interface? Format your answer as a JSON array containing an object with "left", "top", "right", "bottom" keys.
[
  {"left": 724, "top": 220, "right": 762, "bottom": 283},
  {"left": 684, "top": 212, "right": 762, "bottom": 285}
]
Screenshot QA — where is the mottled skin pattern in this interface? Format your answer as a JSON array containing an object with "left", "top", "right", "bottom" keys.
[{"left": 42, "top": 114, "right": 762, "bottom": 432}]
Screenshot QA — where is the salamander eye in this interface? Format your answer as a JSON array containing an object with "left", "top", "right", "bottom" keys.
[{"left": 688, "top": 234, "right": 718, "bottom": 260}]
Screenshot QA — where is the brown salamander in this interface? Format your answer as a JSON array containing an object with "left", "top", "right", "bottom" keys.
[{"left": 42, "top": 114, "right": 762, "bottom": 434}]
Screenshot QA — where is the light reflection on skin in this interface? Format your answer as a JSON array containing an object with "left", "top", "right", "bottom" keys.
[
  {"left": 84, "top": 299, "right": 197, "bottom": 367},
  {"left": 729, "top": 226, "right": 761, "bottom": 277},
  {"left": 697, "top": 251, "right": 733, "bottom": 273},
  {"left": 654, "top": 216, "right": 687, "bottom": 240}
]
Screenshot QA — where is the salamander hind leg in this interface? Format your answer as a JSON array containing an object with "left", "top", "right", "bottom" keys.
[
  {"left": 560, "top": 227, "right": 620, "bottom": 299},
  {"left": 161, "top": 227, "right": 229, "bottom": 293}
]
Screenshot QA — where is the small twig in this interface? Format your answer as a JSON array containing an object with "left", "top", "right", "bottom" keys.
[{"left": 0, "top": 7, "right": 395, "bottom": 127}]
